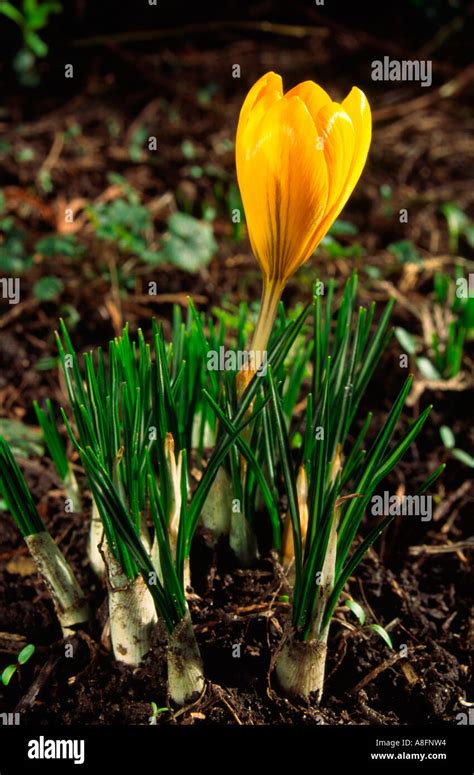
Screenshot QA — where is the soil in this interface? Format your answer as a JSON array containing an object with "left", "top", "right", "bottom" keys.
[{"left": 0, "top": 3, "right": 472, "bottom": 725}]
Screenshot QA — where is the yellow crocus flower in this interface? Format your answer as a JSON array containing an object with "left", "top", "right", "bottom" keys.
[{"left": 236, "top": 71, "right": 372, "bottom": 360}]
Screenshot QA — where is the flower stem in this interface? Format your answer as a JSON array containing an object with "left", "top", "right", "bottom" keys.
[
  {"left": 250, "top": 279, "right": 284, "bottom": 365},
  {"left": 237, "top": 278, "right": 284, "bottom": 400}
]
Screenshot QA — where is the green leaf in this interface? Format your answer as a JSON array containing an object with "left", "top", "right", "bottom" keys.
[
  {"left": 185, "top": 302, "right": 311, "bottom": 549},
  {"left": 23, "top": 0, "right": 61, "bottom": 29},
  {"left": 161, "top": 212, "right": 217, "bottom": 273},
  {"left": 0, "top": 218, "right": 29, "bottom": 273},
  {"left": 35, "top": 234, "right": 83, "bottom": 258},
  {"left": 0, "top": 436, "right": 45, "bottom": 536},
  {"left": 13, "top": 47, "right": 39, "bottom": 87},
  {"left": 451, "top": 448, "right": 474, "bottom": 468},
  {"left": 365, "top": 265, "right": 382, "bottom": 279},
  {"left": 440, "top": 203, "right": 469, "bottom": 254},
  {"left": 1, "top": 664, "right": 17, "bottom": 686},
  {"left": 387, "top": 240, "right": 422, "bottom": 264},
  {"left": 87, "top": 196, "right": 158, "bottom": 263},
  {"left": 18, "top": 644, "right": 35, "bottom": 665},
  {"left": 128, "top": 126, "right": 148, "bottom": 162},
  {"left": 0, "top": 2, "right": 24, "bottom": 26},
  {"left": 368, "top": 623, "right": 394, "bottom": 650},
  {"left": 434, "top": 273, "right": 450, "bottom": 306},
  {"left": 328, "top": 219, "right": 359, "bottom": 237},
  {"left": 197, "top": 83, "right": 219, "bottom": 105},
  {"left": 416, "top": 357, "right": 441, "bottom": 381},
  {"left": 345, "top": 599, "right": 366, "bottom": 625},
  {"left": 415, "top": 463, "right": 445, "bottom": 496},
  {"left": 320, "top": 235, "right": 363, "bottom": 259},
  {"left": 267, "top": 367, "right": 303, "bottom": 573},
  {"left": 394, "top": 327, "right": 417, "bottom": 356},
  {"left": 24, "top": 28, "right": 48, "bottom": 58},
  {"left": 181, "top": 139, "right": 197, "bottom": 160},
  {"left": 463, "top": 224, "right": 474, "bottom": 249},
  {"left": 0, "top": 418, "right": 43, "bottom": 458},
  {"left": 440, "top": 425, "right": 455, "bottom": 450},
  {"left": 34, "top": 400, "right": 69, "bottom": 481},
  {"left": 15, "top": 146, "right": 35, "bottom": 163},
  {"left": 33, "top": 276, "right": 64, "bottom": 301},
  {"left": 203, "top": 389, "right": 281, "bottom": 551}
]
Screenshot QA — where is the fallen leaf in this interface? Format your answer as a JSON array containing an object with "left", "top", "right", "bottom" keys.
[{"left": 6, "top": 555, "right": 37, "bottom": 576}]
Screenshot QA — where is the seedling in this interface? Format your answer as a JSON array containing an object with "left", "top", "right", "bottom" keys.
[
  {"left": 440, "top": 203, "right": 474, "bottom": 255},
  {"left": 1, "top": 644, "right": 36, "bottom": 686},
  {"left": 148, "top": 702, "right": 169, "bottom": 725},
  {"left": 395, "top": 267, "right": 473, "bottom": 381},
  {"left": 345, "top": 600, "right": 394, "bottom": 648},
  {"left": 0, "top": 436, "right": 90, "bottom": 637},
  {"left": 440, "top": 425, "right": 474, "bottom": 468}
]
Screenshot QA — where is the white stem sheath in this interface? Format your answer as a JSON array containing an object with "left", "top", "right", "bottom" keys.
[
  {"left": 163, "top": 434, "right": 192, "bottom": 592},
  {"left": 182, "top": 556, "right": 191, "bottom": 592},
  {"left": 191, "top": 414, "right": 216, "bottom": 449},
  {"left": 88, "top": 500, "right": 105, "bottom": 579},
  {"left": 229, "top": 505, "right": 258, "bottom": 567},
  {"left": 105, "top": 547, "right": 157, "bottom": 665},
  {"left": 282, "top": 464, "right": 309, "bottom": 583},
  {"left": 25, "top": 531, "right": 89, "bottom": 637},
  {"left": 64, "top": 469, "right": 81, "bottom": 513},
  {"left": 167, "top": 612, "right": 205, "bottom": 706},
  {"left": 201, "top": 466, "right": 232, "bottom": 545},
  {"left": 275, "top": 630, "right": 329, "bottom": 703},
  {"left": 276, "top": 502, "right": 339, "bottom": 703}
]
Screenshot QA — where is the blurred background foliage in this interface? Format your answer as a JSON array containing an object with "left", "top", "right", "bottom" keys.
[{"left": 0, "top": 0, "right": 472, "bottom": 411}]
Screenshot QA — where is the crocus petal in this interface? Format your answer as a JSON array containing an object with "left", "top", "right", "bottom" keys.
[
  {"left": 296, "top": 90, "right": 371, "bottom": 265},
  {"left": 236, "top": 72, "right": 283, "bottom": 152},
  {"left": 341, "top": 86, "right": 372, "bottom": 204},
  {"left": 284, "top": 80, "right": 332, "bottom": 122},
  {"left": 236, "top": 74, "right": 371, "bottom": 285},
  {"left": 237, "top": 95, "right": 329, "bottom": 281},
  {"left": 294, "top": 102, "right": 355, "bottom": 269},
  {"left": 317, "top": 103, "right": 355, "bottom": 213}
]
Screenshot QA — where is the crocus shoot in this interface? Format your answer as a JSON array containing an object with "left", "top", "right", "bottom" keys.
[{"left": 0, "top": 436, "right": 90, "bottom": 637}]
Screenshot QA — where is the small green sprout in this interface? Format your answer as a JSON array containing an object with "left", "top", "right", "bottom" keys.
[
  {"left": 379, "top": 183, "right": 394, "bottom": 217},
  {"left": 1, "top": 644, "right": 36, "bottom": 686},
  {"left": 321, "top": 219, "right": 363, "bottom": 259},
  {"left": 387, "top": 240, "right": 422, "bottom": 265},
  {"left": 345, "top": 601, "right": 393, "bottom": 649},
  {"left": 368, "top": 624, "right": 394, "bottom": 650},
  {"left": 440, "top": 203, "right": 473, "bottom": 255},
  {"left": 395, "top": 267, "right": 473, "bottom": 382},
  {"left": 440, "top": 426, "right": 474, "bottom": 469},
  {"left": 345, "top": 598, "right": 366, "bottom": 626},
  {"left": 149, "top": 702, "right": 169, "bottom": 725}
]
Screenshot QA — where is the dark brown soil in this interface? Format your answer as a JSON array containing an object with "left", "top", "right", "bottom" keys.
[{"left": 0, "top": 3, "right": 472, "bottom": 726}]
